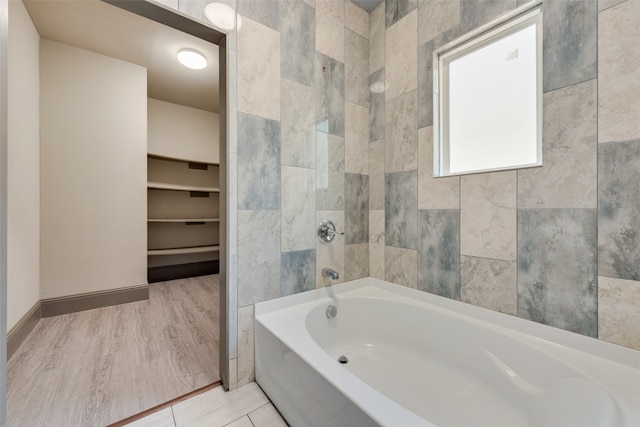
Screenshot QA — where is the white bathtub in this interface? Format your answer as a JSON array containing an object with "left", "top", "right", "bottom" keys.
[{"left": 255, "top": 278, "right": 640, "bottom": 426}]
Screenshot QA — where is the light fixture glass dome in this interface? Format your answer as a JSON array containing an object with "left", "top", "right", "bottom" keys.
[
  {"left": 177, "top": 49, "right": 207, "bottom": 70},
  {"left": 204, "top": 2, "right": 242, "bottom": 31}
]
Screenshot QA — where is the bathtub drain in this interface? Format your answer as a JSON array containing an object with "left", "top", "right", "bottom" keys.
[{"left": 338, "top": 355, "right": 349, "bottom": 364}]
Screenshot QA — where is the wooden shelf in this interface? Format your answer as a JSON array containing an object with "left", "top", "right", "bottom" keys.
[
  {"left": 147, "top": 182, "right": 220, "bottom": 193},
  {"left": 148, "top": 153, "right": 219, "bottom": 166},
  {"left": 148, "top": 218, "right": 220, "bottom": 223},
  {"left": 148, "top": 245, "right": 220, "bottom": 256}
]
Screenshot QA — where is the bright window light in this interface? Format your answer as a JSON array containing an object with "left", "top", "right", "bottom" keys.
[{"left": 434, "top": 5, "right": 542, "bottom": 177}]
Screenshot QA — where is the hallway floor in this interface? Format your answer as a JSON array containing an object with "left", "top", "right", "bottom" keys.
[{"left": 7, "top": 275, "right": 220, "bottom": 426}]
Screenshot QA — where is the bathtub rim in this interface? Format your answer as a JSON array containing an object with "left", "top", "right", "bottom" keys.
[
  {"left": 255, "top": 278, "right": 640, "bottom": 426},
  {"left": 256, "top": 277, "right": 640, "bottom": 368}
]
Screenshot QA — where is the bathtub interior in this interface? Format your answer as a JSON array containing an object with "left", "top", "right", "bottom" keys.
[
  {"left": 256, "top": 279, "right": 640, "bottom": 427},
  {"left": 305, "top": 294, "right": 623, "bottom": 427}
]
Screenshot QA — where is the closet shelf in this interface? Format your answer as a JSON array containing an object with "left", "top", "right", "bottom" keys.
[
  {"left": 148, "top": 218, "right": 220, "bottom": 223},
  {"left": 148, "top": 245, "right": 220, "bottom": 256},
  {"left": 147, "top": 181, "right": 220, "bottom": 193},
  {"left": 148, "top": 153, "right": 219, "bottom": 166}
]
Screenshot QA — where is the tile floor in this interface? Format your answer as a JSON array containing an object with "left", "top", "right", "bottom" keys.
[{"left": 125, "top": 382, "right": 287, "bottom": 427}]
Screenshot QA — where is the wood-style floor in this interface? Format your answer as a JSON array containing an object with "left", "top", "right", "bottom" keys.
[{"left": 7, "top": 275, "right": 220, "bottom": 427}]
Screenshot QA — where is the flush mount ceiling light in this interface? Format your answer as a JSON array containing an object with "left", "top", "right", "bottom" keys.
[
  {"left": 204, "top": 2, "right": 242, "bottom": 31},
  {"left": 177, "top": 49, "right": 207, "bottom": 69}
]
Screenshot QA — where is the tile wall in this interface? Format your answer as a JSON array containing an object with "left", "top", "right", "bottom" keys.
[
  {"left": 166, "top": 0, "right": 371, "bottom": 388},
  {"left": 163, "top": 0, "right": 640, "bottom": 389},
  {"left": 371, "top": 0, "right": 640, "bottom": 351}
]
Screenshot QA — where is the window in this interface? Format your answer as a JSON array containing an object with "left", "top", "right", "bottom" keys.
[{"left": 433, "top": 4, "right": 542, "bottom": 177}]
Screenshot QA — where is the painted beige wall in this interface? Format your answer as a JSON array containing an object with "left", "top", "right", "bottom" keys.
[
  {"left": 7, "top": 0, "right": 40, "bottom": 330},
  {"left": 39, "top": 39, "right": 147, "bottom": 299},
  {"left": 148, "top": 98, "right": 219, "bottom": 164}
]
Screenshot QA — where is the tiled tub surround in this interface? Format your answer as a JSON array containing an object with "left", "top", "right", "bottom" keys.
[
  {"left": 369, "top": 0, "right": 640, "bottom": 352},
  {"left": 256, "top": 278, "right": 640, "bottom": 427},
  {"left": 160, "top": 0, "right": 640, "bottom": 391}
]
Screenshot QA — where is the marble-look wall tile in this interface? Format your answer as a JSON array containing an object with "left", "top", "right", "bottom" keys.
[
  {"left": 598, "top": 140, "right": 640, "bottom": 281},
  {"left": 316, "top": 52, "right": 345, "bottom": 137},
  {"left": 418, "top": 209, "right": 460, "bottom": 300},
  {"left": 229, "top": 151, "right": 239, "bottom": 257},
  {"left": 238, "top": 0, "right": 280, "bottom": 30},
  {"left": 598, "top": 276, "right": 640, "bottom": 351},
  {"left": 385, "top": 170, "right": 418, "bottom": 249},
  {"left": 345, "top": 173, "right": 369, "bottom": 244},
  {"left": 369, "top": 139, "right": 385, "bottom": 210},
  {"left": 461, "top": 256, "right": 517, "bottom": 315},
  {"left": 281, "top": 79, "right": 315, "bottom": 169},
  {"left": 385, "top": 246, "right": 417, "bottom": 288},
  {"left": 461, "top": 171, "right": 516, "bottom": 261},
  {"left": 385, "top": 0, "right": 417, "bottom": 28},
  {"left": 369, "top": 2, "right": 385, "bottom": 74},
  {"left": 281, "top": 249, "right": 316, "bottom": 296},
  {"left": 418, "top": 126, "right": 459, "bottom": 209},
  {"left": 386, "top": 91, "right": 417, "bottom": 172},
  {"left": 417, "top": 41, "right": 433, "bottom": 129},
  {"left": 228, "top": 357, "right": 238, "bottom": 391},
  {"left": 281, "top": 0, "right": 315, "bottom": 87},
  {"left": 418, "top": 0, "right": 460, "bottom": 45},
  {"left": 228, "top": 254, "right": 238, "bottom": 359},
  {"left": 598, "top": 0, "right": 640, "bottom": 143},
  {"left": 345, "top": 102, "right": 369, "bottom": 174},
  {"left": 155, "top": 0, "right": 178, "bottom": 10},
  {"left": 238, "top": 113, "right": 281, "bottom": 210},
  {"left": 598, "top": 0, "right": 626, "bottom": 12},
  {"left": 316, "top": 132, "right": 345, "bottom": 210},
  {"left": 346, "top": 30, "right": 369, "bottom": 107},
  {"left": 238, "top": 210, "right": 281, "bottom": 306},
  {"left": 282, "top": 166, "right": 316, "bottom": 251},
  {"left": 346, "top": 0, "right": 369, "bottom": 39},
  {"left": 227, "top": 44, "right": 239, "bottom": 154},
  {"left": 518, "top": 209, "right": 597, "bottom": 337},
  {"left": 237, "top": 305, "right": 255, "bottom": 386},
  {"left": 369, "top": 68, "right": 385, "bottom": 142},
  {"left": 345, "top": 243, "right": 369, "bottom": 280},
  {"left": 316, "top": 0, "right": 345, "bottom": 62},
  {"left": 518, "top": 79, "right": 597, "bottom": 209},
  {"left": 369, "top": 210, "right": 385, "bottom": 279},
  {"left": 460, "top": 0, "right": 516, "bottom": 32},
  {"left": 385, "top": 10, "right": 417, "bottom": 101},
  {"left": 543, "top": 0, "right": 597, "bottom": 92},
  {"left": 317, "top": 210, "right": 345, "bottom": 286},
  {"left": 238, "top": 17, "right": 280, "bottom": 121}
]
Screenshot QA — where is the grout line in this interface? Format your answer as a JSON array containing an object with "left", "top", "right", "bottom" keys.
[
  {"left": 224, "top": 414, "right": 251, "bottom": 427},
  {"left": 171, "top": 406, "right": 177, "bottom": 427}
]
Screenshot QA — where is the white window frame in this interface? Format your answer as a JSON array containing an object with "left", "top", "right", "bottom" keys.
[{"left": 433, "top": 1, "right": 543, "bottom": 177}]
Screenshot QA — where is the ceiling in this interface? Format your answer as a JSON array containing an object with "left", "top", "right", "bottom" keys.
[
  {"left": 24, "top": 0, "right": 220, "bottom": 113},
  {"left": 351, "top": 0, "right": 384, "bottom": 13}
]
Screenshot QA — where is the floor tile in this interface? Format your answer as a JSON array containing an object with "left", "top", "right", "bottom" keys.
[
  {"left": 224, "top": 415, "right": 254, "bottom": 427},
  {"left": 173, "top": 383, "right": 269, "bottom": 427},
  {"left": 248, "top": 403, "right": 288, "bottom": 427},
  {"left": 124, "top": 408, "right": 175, "bottom": 427}
]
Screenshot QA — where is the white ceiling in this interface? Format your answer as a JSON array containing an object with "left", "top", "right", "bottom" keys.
[{"left": 24, "top": 0, "right": 220, "bottom": 113}]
